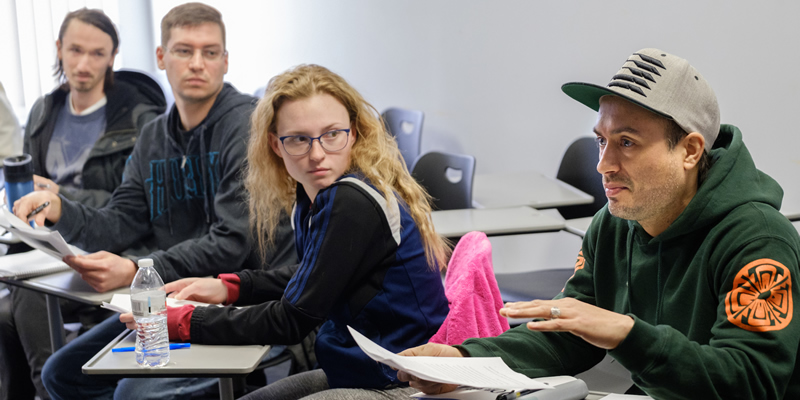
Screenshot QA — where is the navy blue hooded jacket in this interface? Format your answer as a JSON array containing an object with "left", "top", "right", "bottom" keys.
[{"left": 188, "top": 175, "right": 449, "bottom": 389}]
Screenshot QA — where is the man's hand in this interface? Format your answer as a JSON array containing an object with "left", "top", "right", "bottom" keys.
[
  {"left": 500, "top": 297, "right": 634, "bottom": 350},
  {"left": 396, "top": 343, "right": 464, "bottom": 394},
  {"left": 13, "top": 190, "right": 62, "bottom": 226},
  {"left": 33, "top": 175, "right": 59, "bottom": 195},
  {"left": 164, "top": 278, "right": 228, "bottom": 304},
  {"left": 63, "top": 252, "right": 138, "bottom": 293}
]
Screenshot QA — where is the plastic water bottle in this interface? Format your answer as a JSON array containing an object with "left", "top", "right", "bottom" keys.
[{"left": 130, "top": 258, "right": 170, "bottom": 367}]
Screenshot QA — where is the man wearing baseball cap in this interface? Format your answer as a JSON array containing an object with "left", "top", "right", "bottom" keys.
[{"left": 397, "top": 49, "right": 800, "bottom": 399}]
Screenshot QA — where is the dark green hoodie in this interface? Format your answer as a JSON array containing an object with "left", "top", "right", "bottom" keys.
[{"left": 460, "top": 125, "right": 800, "bottom": 399}]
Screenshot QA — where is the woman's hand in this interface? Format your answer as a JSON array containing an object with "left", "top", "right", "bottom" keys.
[
  {"left": 164, "top": 277, "right": 228, "bottom": 304},
  {"left": 119, "top": 312, "right": 136, "bottom": 330}
]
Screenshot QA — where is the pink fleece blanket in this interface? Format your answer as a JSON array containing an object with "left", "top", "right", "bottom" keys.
[{"left": 429, "top": 231, "right": 510, "bottom": 345}]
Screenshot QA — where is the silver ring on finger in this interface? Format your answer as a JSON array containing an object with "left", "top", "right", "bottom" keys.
[{"left": 550, "top": 306, "right": 561, "bottom": 319}]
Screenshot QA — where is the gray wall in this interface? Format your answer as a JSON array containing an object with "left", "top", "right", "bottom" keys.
[{"left": 137, "top": 0, "right": 799, "bottom": 191}]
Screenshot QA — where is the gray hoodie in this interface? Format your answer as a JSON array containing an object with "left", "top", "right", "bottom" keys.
[{"left": 54, "top": 83, "right": 295, "bottom": 281}]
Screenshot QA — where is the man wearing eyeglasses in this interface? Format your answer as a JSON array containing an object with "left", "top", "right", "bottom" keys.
[{"left": 14, "top": 3, "right": 295, "bottom": 400}]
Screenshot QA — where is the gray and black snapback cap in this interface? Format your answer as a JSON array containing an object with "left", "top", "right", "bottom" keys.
[{"left": 562, "top": 48, "right": 720, "bottom": 151}]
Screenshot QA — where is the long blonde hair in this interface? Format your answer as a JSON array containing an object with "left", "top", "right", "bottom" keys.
[{"left": 246, "top": 64, "right": 450, "bottom": 270}]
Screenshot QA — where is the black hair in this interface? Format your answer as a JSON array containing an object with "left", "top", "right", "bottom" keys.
[
  {"left": 665, "top": 119, "right": 711, "bottom": 185},
  {"left": 53, "top": 8, "right": 119, "bottom": 91}
]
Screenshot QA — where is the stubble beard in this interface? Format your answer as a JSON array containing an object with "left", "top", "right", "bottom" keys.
[{"left": 606, "top": 169, "right": 683, "bottom": 224}]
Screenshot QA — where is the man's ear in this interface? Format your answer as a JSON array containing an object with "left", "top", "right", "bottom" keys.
[
  {"left": 156, "top": 46, "right": 166, "bottom": 70},
  {"left": 683, "top": 132, "right": 705, "bottom": 170}
]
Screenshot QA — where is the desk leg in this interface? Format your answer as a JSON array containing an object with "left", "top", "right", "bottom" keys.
[
  {"left": 45, "top": 294, "right": 64, "bottom": 352},
  {"left": 219, "top": 378, "right": 234, "bottom": 400}
]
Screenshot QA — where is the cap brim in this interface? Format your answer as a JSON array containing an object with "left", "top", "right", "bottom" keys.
[{"left": 561, "top": 82, "right": 673, "bottom": 120}]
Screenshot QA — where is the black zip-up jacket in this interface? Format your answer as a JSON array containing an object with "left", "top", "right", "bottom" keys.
[{"left": 23, "top": 70, "right": 167, "bottom": 207}]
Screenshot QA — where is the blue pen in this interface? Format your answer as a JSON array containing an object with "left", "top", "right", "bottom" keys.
[
  {"left": 112, "top": 343, "right": 191, "bottom": 352},
  {"left": 496, "top": 389, "right": 538, "bottom": 400}
]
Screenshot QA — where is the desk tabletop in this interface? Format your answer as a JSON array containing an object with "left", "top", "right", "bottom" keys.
[
  {"left": 1, "top": 269, "right": 127, "bottom": 305},
  {"left": 781, "top": 191, "right": 800, "bottom": 221},
  {"left": 83, "top": 329, "right": 270, "bottom": 377},
  {"left": 489, "top": 231, "right": 584, "bottom": 275},
  {"left": 760, "top": 160, "right": 800, "bottom": 221},
  {"left": 432, "top": 206, "right": 565, "bottom": 238},
  {"left": 473, "top": 171, "right": 594, "bottom": 209},
  {"left": 564, "top": 216, "right": 594, "bottom": 238},
  {"left": 489, "top": 231, "right": 584, "bottom": 301}
]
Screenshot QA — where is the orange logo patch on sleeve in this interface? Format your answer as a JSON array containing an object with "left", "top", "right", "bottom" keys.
[
  {"left": 725, "top": 259, "right": 793, "bottom": 332},
  {"left": 562, "top": 249, "right": 585, "bottom": 293},
  {"left": 574, "top": 249, "right": 585, "bottom": 272}
]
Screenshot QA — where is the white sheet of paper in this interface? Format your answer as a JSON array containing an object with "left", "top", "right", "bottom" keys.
[
  {"left": 0, "top": 206, "right": 84, "bottom": 259},
  {"left": 101, "top": 293, "right": 221, "bottom": 313},
  {"left": 347, "top": 326, "right": 551, "bottom": 390},
  {"left": 411, "top": 388, "right": 499, "bottom": 400}
]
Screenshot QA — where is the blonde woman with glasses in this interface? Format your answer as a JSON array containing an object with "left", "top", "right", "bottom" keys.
[{"left": 124, "top": 64, "right": 451, "bottom": 399}]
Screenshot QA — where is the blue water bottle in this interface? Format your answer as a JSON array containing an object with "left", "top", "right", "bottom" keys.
[{"left": 4, "top": 154, "right": 34, "bottom": 213}]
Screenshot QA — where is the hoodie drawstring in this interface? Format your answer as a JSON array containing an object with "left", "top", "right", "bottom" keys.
[
  {"left": 164, "top": 131, "right": 174, "bottom": 236},
  {"left": 164, "top": 124, "right": 214, "bottom": 235},
  {"left": 199, "top": 125, "right": 211, "bottom": 225}
]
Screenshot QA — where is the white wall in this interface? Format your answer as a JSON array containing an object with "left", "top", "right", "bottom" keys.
[{"left": 46, "top": 1, "right": 800, "bottom": 190}]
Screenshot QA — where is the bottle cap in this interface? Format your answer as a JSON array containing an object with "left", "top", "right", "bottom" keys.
[
  {"left": 3, "top": 154, "right": 33, "bottom": 183},
  {"left": 137, "top": 258, "right": 154, "bottom": 268}
]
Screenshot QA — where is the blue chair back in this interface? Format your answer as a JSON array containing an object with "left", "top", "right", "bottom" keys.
[{"left": 382, "top": 107, "right": 424, "bottom": 169}]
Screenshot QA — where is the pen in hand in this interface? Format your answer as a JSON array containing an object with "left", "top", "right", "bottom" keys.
[
  {"left": 37, "top": 183, "right": 51, "bottom": 189},
  {"left": 26, "top": 201, "right": 50, "bottom": 221},
  {"left": 112, "top": 343, "right": 191, "bottom": 352}
]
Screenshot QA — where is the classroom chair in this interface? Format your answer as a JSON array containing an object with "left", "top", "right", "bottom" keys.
[
  {"left": 412, "top": 151, "right": 476, "bottom": 210},
  {"left": 555, "top": 137, "right": 606, "bottom": 220},
  {"left": 382, "top": 107, "right": 424, "bottom": 169}
]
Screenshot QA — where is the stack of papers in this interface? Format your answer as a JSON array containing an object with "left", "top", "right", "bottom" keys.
[{"left": 0, "top": 249, "right": 71, "bottom": 279}]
